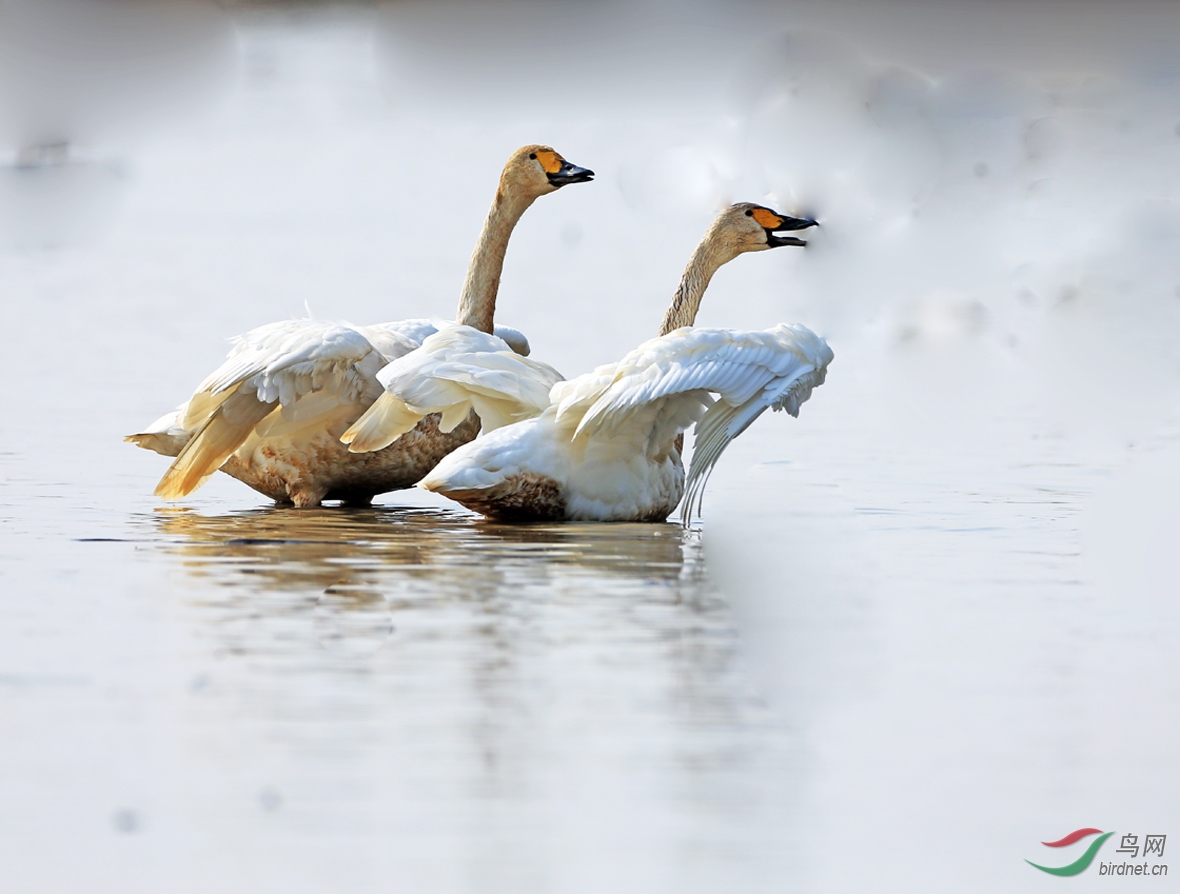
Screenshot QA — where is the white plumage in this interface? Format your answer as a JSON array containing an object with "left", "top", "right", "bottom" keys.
[
  {"left": 340, "top": 323, "right": 564, "bottom": 454},
  {"left": 417, "top": 323, "right": 833, "bottom": 523},
  {"left": 126, "top": 318, "right": 434, "bottom": 460}
]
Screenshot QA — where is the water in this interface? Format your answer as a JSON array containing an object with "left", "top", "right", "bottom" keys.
[
  {"left": 1, "top": 6, "right": 1178, "bottom": 892},
  {"left": 5, "top": 492, "right": 800, "bottom": 891}
]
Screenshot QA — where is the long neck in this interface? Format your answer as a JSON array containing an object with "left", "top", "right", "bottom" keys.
[
  {"left": 657, "top": 235, "right": 731, "bottom": 336},
  {"left": 455, "top": 185, "right": 536, "bottom": 333}
]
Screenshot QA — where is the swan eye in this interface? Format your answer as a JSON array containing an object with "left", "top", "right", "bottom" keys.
[
  {"left": 529, "top": 153, "right": 537, "bottom": 160},
  {"left": 745, "top": 209, "right": 754, "bottom": 217}
]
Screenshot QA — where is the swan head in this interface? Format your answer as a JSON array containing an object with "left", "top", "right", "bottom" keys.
[
  {"left": 502, "top": 144, "right": 594, "bottom": 199},
  {"left": 710, "top": 202, "right": 819, "bottom": 260}
]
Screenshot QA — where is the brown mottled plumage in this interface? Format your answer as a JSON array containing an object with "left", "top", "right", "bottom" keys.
[
  {"left": 222, "top": 411, "right": 481, "bottom": 507},
  {"left": 438, "top": 471, "right": 567, "bottom": 522}
]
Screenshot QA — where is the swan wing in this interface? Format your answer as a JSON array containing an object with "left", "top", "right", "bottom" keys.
[
  {"left": 189, "top": 319, "right": 379, "bottom": 409},
  {"left": 567, "top": 327, "right": 781, "bottom": 440},
  {"left": 557, "top": 324, "right": 832, "bottom": 517},
  {"left": 152, "top": 319, "right": 385, "bottom": 499},
  {"left": 681, "top": 324, "right": 834, "bottom": 523},
  {"left": 341, "top": 324, "right": 562, "bottom": 454}
]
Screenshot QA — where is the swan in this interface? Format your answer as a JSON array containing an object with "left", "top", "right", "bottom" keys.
[
  {"left": 126, "top": 144, "right": 593, "bottom": 507},
  {"left": 347, "top": 202, "right": 832, "bottom": 523},
  {"left": 340, "top": 203, "right": 820, "bottom": 452}
]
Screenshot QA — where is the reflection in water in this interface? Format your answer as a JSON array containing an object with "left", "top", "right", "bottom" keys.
[
  {"left": 128, "top": 506, "right": 790, "bottom": 891},
  {"left": 150, "top": 505, "right": 694, "bottom": 590}
]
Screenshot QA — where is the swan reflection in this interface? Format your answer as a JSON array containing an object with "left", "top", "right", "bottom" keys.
[
  {"left": 140, "top": 505, "right": 720, "bottom": 690},
  {"left": 146, "top": 505, "right": 695, "bottom": 595},
  {"left": 130, "top": 501, "right": 779, "bottom": 882}
]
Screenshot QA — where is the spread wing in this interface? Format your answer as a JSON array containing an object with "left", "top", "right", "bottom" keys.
[
  {"left": 681, "top": 324, "right": 833, "bottom": 524},
  {"left": 555, "top": 324, "right": 833, "bottom": 521},
  {"left": 341, "top": 323, "right": 562, "bottom": 454}
]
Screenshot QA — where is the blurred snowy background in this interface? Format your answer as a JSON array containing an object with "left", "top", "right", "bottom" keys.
[{"left": 0, "top": 1, "right": 1177, "bottom": 892}]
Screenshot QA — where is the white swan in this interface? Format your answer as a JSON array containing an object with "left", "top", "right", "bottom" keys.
[
  {"left": 126, "top": 144, "right": 593, "bottom": 507},
  {"left": 350, "top": 202, "right": 831, "bottom": 523},
  {"left": 341, "top": 203, "right": 819, "bottom": 451}
]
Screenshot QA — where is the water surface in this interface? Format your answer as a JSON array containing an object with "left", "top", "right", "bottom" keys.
[{"left": 1, "top": 9, "right": 1178, "bottom": 893}]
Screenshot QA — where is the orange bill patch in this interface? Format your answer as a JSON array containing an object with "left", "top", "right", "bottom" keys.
[
  {"left": 751, "top": 208, "right": 785, "bottom": 230},
  {"left": 534, "top": 149, "right": 563, "bottom": 174}
]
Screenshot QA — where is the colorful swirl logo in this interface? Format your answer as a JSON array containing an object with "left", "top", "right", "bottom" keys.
[{"left": 1027, "top": 828, "right": 1114, "bottom": 876}]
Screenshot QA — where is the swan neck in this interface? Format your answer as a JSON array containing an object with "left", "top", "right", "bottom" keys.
[
  {"left": 456, "top": 187, "right": 536, "bottom": 333},
  {"left": 658, "top": 240, "right": 725, "bottom": 336}
]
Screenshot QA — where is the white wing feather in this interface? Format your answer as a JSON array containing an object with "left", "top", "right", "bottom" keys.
[
  {"left": 190, "top": 319, "right": 380, "bottom": 407},
  {"left": 341, "top": 323, "right": 562, "bottom": 454},
  {"left": 681, "top": 324, "right": 833, "bottom": 524},
  {"left": 552, "top": 324, "right": 832, "bottom": 521},
  {"left": 153, "top": 319, "right": 388, "bottom": 499}
]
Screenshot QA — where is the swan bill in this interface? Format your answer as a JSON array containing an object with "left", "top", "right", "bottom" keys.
[
  {"left": 764, "top": 211, "right": 819, "bottom": 248},
  {"left": 546, "top": 160, "right": 595, "bottom": 187},
  {"left": 767, "top": 232, "right": 809, "bottom": 247}
]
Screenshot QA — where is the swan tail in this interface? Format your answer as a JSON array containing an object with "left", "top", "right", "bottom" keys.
[
  {"left": 125, "top": 431, "right": 188, "bottom": 457},
  {"left": 125, "top": 407, "right": 192, "bottom": 457},
  {"left": 154, "top": 393, "right": 275, "bottom": 499}
]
